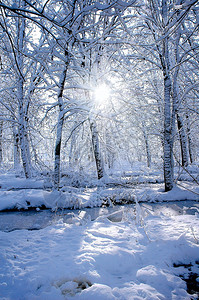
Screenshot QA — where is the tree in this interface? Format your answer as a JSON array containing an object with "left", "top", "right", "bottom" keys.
[
  {"left": 122, "top": 0, "right": 199, "bottom": 191},
  {"left": 0, "top": 0, "right": 47, "bottom": 176}
]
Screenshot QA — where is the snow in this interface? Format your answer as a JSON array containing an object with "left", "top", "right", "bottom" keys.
[
  {"left": 0, "top": 170, "right": 199, "bottom": 299},
  {"left": 0, "top": 170, "right": 199, "bottom": 211},
  {"left": 0, "top": 207, "right": 199, "bottom": 299}
]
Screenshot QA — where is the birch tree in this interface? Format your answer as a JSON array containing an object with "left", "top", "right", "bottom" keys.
[
  {"left": 16, "top": 2, "right": 32, "bottom": 177},
  {"left": 0, "top": 2, "right": 31, "bottom": 176},
  {"left": 0, "top": 1, "right": 47, "bottom": 176},
  {"left": 124, "top": 0, "right": 199, "bottom": 191}
]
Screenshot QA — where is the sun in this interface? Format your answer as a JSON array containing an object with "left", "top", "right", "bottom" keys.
[{"left": 93, "top": 83, "right": 111, "bottom": 105}]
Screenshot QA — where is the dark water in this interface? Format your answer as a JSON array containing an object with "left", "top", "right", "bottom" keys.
[{"left": 0, "top": 201, "right": 198, "bottom": 232}]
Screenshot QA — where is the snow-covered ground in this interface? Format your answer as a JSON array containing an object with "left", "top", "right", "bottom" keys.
[
  {"left": 0, "top": 169, "right": 199, "bottom": 211},
  {"left": 0, "top": 204, "right": 199, "bottom": 299},
  {"left": 0, "top": 167, "right": 199, "bottom": 299}
]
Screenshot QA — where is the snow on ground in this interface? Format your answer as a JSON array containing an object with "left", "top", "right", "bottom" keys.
[
  {"left": 0, "top": 170, "right": 199, "bottom": 211},
  {"left": 0, "top": 205, "right": 199, "bottom": 299},
  {"left": 0, "top": 167, "right": 199, "bottom": 299}
]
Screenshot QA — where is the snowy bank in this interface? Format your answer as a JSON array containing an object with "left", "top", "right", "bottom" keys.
[
  {"left": 0, "top": 179, "right": 199, "bottom": 211},
  {"left": 0, "top": 170, "right": 199, "bottom": 211},
  {"left": 0, "top": 183, "right": 199, "bottom": 211}
]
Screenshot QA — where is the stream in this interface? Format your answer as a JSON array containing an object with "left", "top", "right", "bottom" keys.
[{"left": 0, "top": 200, "right": 198, "bottom": 232}]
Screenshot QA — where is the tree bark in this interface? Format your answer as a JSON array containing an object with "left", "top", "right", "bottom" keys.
[
  {"left": 172, "top": 22, "right": 189, "bottom": 168},
  {"left": 163, "top": 73, "right": 174, "bottom": 191},
  {"left": 16, "top": 0, "right": 32, "bottom": 178},
  {"left": 172, "top": 78, "right": 189, "bottom": 168},
  {"left": 12, "top": 122, "right": 21, "bottom": 169},
  {"left": 54, "top": 65, "right": 67, "bottom": 189},
  {"left": 161, "top": 1, "right": 174, "bottom": 191},
  {"left": 105, "top": 130, "right": 115, "bottom": 169},
  {"left": 176, "top": 113, "right": 188, "bottom": 167},
  {"left": 142, "top": 121, "right": 151, "bottom": 168},
  {"left": 89, "top": 119, "right": 104, "bottom": 179},
  {"left": 18, "top": 78, "right": 32, "bottom": 178},
  {"left": 186, "top": 114, "right": 194, "bottom": 164}
]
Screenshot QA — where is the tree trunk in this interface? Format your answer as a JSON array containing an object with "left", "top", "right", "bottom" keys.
[
  {"left": 16, "top": 1, "right": 32, "bottom": 178},
  {"left": 54, "top": 66, "right": 67, "bottom": 189},
  {"left": 172, "top": 81, "right": 189, "bottom": 168},
  {"left": 142, "top": 122, "right": 151, "bottom": 168},
  {"left": 176, "top": 113, "right": 188, "bottom": 167},
  {"left": 54, "top": 111, "right": 64, "bottom": 188},
  {"left": 69, "top": 125, "right": 78, "bottom": 169},
  {"left": 172, "top": 24, "right": 189, "bottom": 168},
  {"left": 186, "top": 114, "right": 193, "bottom": 164},
  {"left": 105, "top": 131, "right": 114, "bottom": 169},
  {"left": 163, "top": 73, "right": 174, "bottom": 191},
  {"left": 144, "top": 136, "right": 151, "bottom": 168},
  {"left": 89, "top": 119, "right": 104, "bottom": 179},
  {"left": 18, "top": 79, "right": 32, "bottom": 178},
  {"left": 161, "top": 2, "right": 174, "bottom": 191},
  {"left": 172, "top": 79, "right": 189, "bottom": 168},
  {"left": 12, "top": 122, "right": 21, "bottom": 169}
]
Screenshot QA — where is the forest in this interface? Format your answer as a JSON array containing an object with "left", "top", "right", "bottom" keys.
[
  {"left": 0, "top": 1, "right": 199, "bottom": 299},
  {"left": 0, "top": 0, "right": 198, "bottom": 193}
]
